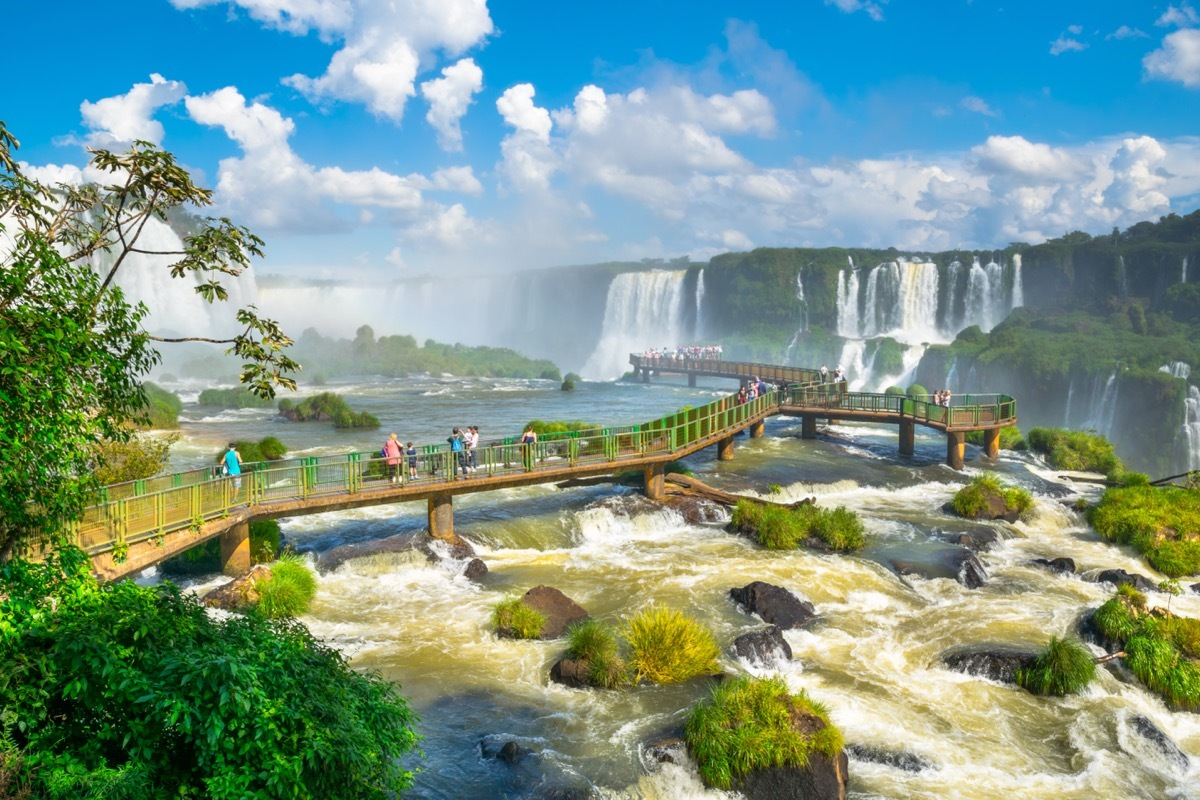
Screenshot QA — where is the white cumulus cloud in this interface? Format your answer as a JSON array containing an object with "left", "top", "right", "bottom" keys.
[
  {"left": 420, "top": 57, "right": 484, "bottom": 151},
  {"left": 824, "top": 0, "right": 885, "bottom": 22},
  {"left": 1157, "top": 3, "right": 1200, "bottom": 28},
  {"left": 79, "top": 74, "right": 188, "bottom": 148},
  {"left": 1145, "top": 28, "right": 1200, "bottom": 87}
]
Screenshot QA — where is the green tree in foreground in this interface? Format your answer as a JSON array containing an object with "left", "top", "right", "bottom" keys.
[
  {"left": 0, "top": 551, "right": 419, "bottom": 798},
  {"left": 0, "top": 122, "right": 297, "bottom": 559}
]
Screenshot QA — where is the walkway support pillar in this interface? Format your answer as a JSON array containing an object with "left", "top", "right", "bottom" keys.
[
  {"left": 718, "top": 435, "right": 735, "bottom": 461},
  {"left": 688, "top": 372, "right": 696, "bottom": 388},
  {"left": 643, "top": 464, "right": 665, "bottom": 501},
  {"left": 946, "top": 431, "right": 966, "bottom": 470},
  {"left": 984, "top": 428, "right": 1001, "bottom": 459},
  {"left": 220, "top": 521, "right": 250, "bottom": 576},
  {"left": 641, "top": 369, "right": 650, "bottom": 384},
  {"left": 801, "top": 414, "right": 817, "bottom": 439},
  {"left": 750, "top": 420, "right": 765, "bottom": 439},
  {"left": 428, "top": 493, "right": 454, "bottom": 540},
  {"left": 899, "top": 420, "right": 915, "bottom": 456}
]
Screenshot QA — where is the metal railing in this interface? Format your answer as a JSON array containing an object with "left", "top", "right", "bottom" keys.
[{"left": 69, "top": 366, "right": 1016, "bottom": 560}]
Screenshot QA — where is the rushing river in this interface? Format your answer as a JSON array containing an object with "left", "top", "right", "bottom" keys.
[{"left": 155, "top": 374, "right": 1200, "bottom": 799}]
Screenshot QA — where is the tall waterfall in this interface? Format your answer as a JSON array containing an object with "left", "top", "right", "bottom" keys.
[
  {"left": 1117, "top": 255, "right": 1129, "bottom": 301},
  {"left": 1184, "top": 256, "right": 1191, "bottom": 285},
  {"left": 1185, "top": 386, "right": 1200, "bottom": 470},
  {"left": 836, "top": 269, "right": 860, "bottom": 338},
  {"left": 694, "top": 268, "right": 706, "bottom": 339},
  {"left": 1011, "top": 254, "right": 1024, "bottom": 309},
  {"left": 92, "top": 216, "right": 258, "bottom": 338},
  {"left": 581, "top": 270, "right": 690, "bottom": 380},
  {"left": 1078, "top": 370, "right": 1120, "bottom": 439}
]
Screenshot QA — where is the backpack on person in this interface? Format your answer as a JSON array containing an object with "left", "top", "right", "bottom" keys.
[{"left": 449, "top": 436, "right": 463, "bottom": 452}]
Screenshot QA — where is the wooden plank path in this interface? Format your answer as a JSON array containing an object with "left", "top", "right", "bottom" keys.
[{"left": 67, "top": 358, "right": 1016, "bottom": 581}]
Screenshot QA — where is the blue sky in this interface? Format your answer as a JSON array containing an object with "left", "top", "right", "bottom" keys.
[{"left": 6, "top": 0, "right": 1200, "bottom": 278}]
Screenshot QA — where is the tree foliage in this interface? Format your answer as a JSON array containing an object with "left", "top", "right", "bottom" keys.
[{"left": 0, "top": 122, "right": 297, "bottom": 558}]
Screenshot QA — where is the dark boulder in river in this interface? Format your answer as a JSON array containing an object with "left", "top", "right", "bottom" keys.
[
  {"left": 732, "top": 625, "right": 793, "bottom": 665},
  {"left": 732, "top": 726, "right": 849, "bottom": 800},
  {"left": 845, "top": 743, "right": 933, "bottom": 772},
  {"left": 462, "top": 557, "right": 488, "bottom": 582},
  {"left": 1094, "top": 568, "right": 1158, "bottom": 593},
  {"left": 1031, "top": 557, "right": 1076, "bottom": 575},
  {"left": 940, "top": 646, "right": 1037, "bottom": 683},
  {"left": 203, "top": 564, "right": 271, "bottom": 611},
  {"left": 729, "top": 582, "right": 816, "bottom": 629},
  {"left": 548, "top": 657, "right": 590, "bottom": 689},
  {"left": 891, "top": 547, "right": 988, "bottom": 589},
  {"left": 522, "top": 585, "right": 589, "bottom": 639},
  {"left": 1128, "top": 715, "right": 1190, "bottom": 771}
]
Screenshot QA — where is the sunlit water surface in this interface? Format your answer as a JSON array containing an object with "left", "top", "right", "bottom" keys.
[{"left": 156, "top": 375, "right": 1200, "bottom": 799}]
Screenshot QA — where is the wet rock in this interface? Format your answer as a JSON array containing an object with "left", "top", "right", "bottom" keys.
[
  {"left": 316, "top": 532, "right": 421, "bottom": 572},
  {"left": 890, "top": 547, "right": 988, "bottom": 589},
  {"left": 940, "top": 528, "right": 1001, "bottom": 551},
  {"left": 1031, "top": 557, "right": 1076, "bottom": 575},
  {"left": 462, "top": 558, "right": 488, "bottom": 582},
  {"left": 732, "top": 747, "right": 849, "bottom": 800},
  {"left": 1190, "top": 582, "right": 1200, "bottom": 595},
  {"left": 729, "top": 582, "right": 816, "bottom": 629},
  {"left": 732, "top": 625, "right": 793, "bottom": 665},
  {"left": 845, "top": 743, "right": 933, "bottom": 772},
  {"left": 419, "top": 533, "right": 476, "bottom": 561},
  {"left": 670, "top": 496, "right": 726, "bottom": 525},
  {"left": 529, "top": 786, "right": 594, "bottom": 800},
  {"left": 940, "top": 646, "right": 1037, "bottom": 684},
  {"left": 203, "top": 564, "right": 271, "bottom": 611},
  {"left": 1095, "top": 569, "right": 1158, "bottom": 593},
  {"left": 643, "top": 736, "right": 687, "bottom": 767},
  {"left": 1076, "top": 609, "right": 1109, "bottom": 649},
  {"left": 549, "top": 657, "right": 590, "bottom": 688},
  {"left": 1130, "top": 715, "right": 1190, "bottom": 770},
  {"left": 523, "top": 586, "right": 589, "bottom": 639},
  {"left": 942, "top": 493, "right": 1020, "bottom": 523},
  {"left": 498, "top": 741, "right": 525, "bottom": 764}
]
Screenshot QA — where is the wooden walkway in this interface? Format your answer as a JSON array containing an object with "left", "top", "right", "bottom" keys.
[{"left": 69, "top": 358, "right": 1016, "bottom": 581}]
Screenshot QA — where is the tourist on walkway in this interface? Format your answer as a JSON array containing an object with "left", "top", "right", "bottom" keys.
[
  {"left": 449, "top": 428, "right": 469, "bottom": 477},
  {"left": 467, "top": 425, "right": 479, "bottom": 472},
  {"left": 224, "top": 443, "right": 242, "bottom": 494},
  {"left": 520, "top": 425, "right": 538, "bottom": 471},
  {"left": 406, "top": 442, "right": 418, "bottom": 480},
  {"left": 820, "top": 364, "right": 828, "bottom": 383},
  {"left": 384, "top": 432, "right": 403, "bottom": 483}
]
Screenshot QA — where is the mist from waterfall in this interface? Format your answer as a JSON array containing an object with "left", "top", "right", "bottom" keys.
[
  {"left": 1078, "top": 369, "right": 1120, "bottom": 439},
  {"left": 580, "top": 270, "right": 690, "bottom": 380}
]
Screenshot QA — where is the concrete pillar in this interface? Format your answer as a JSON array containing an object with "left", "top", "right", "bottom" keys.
[
  {"left": 220, "top": 521, "right": 250, "bottom": 576},
  {"left": 428, "top": 493, "right": 454, "bottom": 540},
  {"left": 946, "top": 431, "right": 966, "bottom": 470},
  {"left": 643, "top": 464, "right": 665, "bottom": 501},
  {"left": 688, "top": 372, "right": 696, "bottom": 387},
  {"left": 750, "top": 420, "right": 765, "bottom": 439},
  {"left": 718, "top": 435, "right": 735, "bottom": 461},
  {"left": 984, "top": 428, "right": 1001, "bottom": 459},
  {"left": 899, "top": 420, "right": 915, "bottom": 456},
  {"left": 641, "top": 368, "right": 650, "bottom": 384},
  {"left": 801, "top": 414, "right": 817, "bottom": 439}
]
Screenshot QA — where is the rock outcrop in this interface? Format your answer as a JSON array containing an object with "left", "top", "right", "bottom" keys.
[
  {"left": 729, "top": 582, "right": 816, "bottom": 629},
  {"left": 203, "top": 564, "right": 271, "bottom": 611},
  {"left": 522, "top": 585, "right": 589, "bottom": 639},
  {"left": 1094, "top": 568, "right": 1158, "bottom": 593},
  {"left": 1031, "top": 557, "right": 1076, "bottom": 575},
  {"left": 732, "top": 625, "right": 793, "bottom": 665},
  {"left": 845, "top": 743, "right": 933, "bottom": 772},
  {"left": 940, "top": 646, "right": 1037, "bottom": 684},
  {"left": 733, "top": 744, "right": 848, "bottom": 800}
]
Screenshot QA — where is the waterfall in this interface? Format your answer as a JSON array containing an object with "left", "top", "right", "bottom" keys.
[
  {"left": 1080, "top": 369, "right": 1120, "bottom": 438},
  {"left": 837, "top": 340, "right": 868, "bottom": 390},
  {"left": 580, "top": 270, "right": 689, "bottom": 380},
  {"left": 963, "top": 257, "right": 1009, "bottom": 333},
  {"left": 1117, "top": 255, "right": 1129, "bottom": 301},
  {"left": 1185, "top": 385, "right": 1200, "bottom": 470},
  {"left": 1011, "top": 254, "right": 1024, "bottom": 308},
  {"left": 694, "top": 268, "right": 706, "bottom": 339},
  {"left": 946, "top": 357, "right": 959, "bottom": 394},
  {"left": 1184, "top": 256, "right": 1190, "bottom": 285},
  {"left": 92, "top": 215, "right": 258, "bottom": 338},
  {"left": 795, "top": 270, "right": 809, "bottom": 334},
  {"left": 895, "top": 259, "right": 940, "bottom": 341},
  {"left": 1064, "top": 375, "right": 1075, "bottom": 429},
  {"left": 1160, "top": 362, "right": 1192, "bottom": 380},
  {"left": 874, "top": 344, "right": 925, "bottom": 393},
  {"left": 836, "top": 269, "right": 860, "bottom": 338}
]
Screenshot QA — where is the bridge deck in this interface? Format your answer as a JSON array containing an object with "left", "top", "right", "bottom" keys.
[{"left": 62, "top": 358, "right": 1015, "bottom": 580}]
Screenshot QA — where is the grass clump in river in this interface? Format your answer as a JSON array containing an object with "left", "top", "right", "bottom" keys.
[
  {"left": 1025, "top": 427, "right": 1122, "bottom": 475},
  {"left": 1092, "top": 588, "right": 1200, "bottom": 711},
  {"left": 731, "top": 501, "right": 864, "bottom": 553},
  {"left": 684, "top": 676, "right": 843, "bottom": 791},
  {"left": 1087, "top": 485, "right": 1200, "bottom": 577},
  {"left": 254, "top": 554, "right": 318, "bottom": 618},
  {"left": 950, "top": 474, "right": 1033, "bottom": 519},
  {"left": 565, "top": 619, "right": 628, "bottom": 689},
  {"left": 1015, "top": 636, "right": 1096, "bottom": 696},
  {"left": 966, "top": 426, "right": 1025, "bottom": 450},
  {"left": 492, "top": 597, "right": 547, "bottom": 639},
  {"left": 623, "top": 605, "right": 721, "bottom": 685}
]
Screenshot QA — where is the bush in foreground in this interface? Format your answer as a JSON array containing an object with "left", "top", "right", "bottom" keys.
[
  {"left": 254, "top": 554, "right": 318, "bottom": 618},
  {"left": 623, "top": 605, "right": 721, "bottom": 685},
  {"left": 685, "top": 676, "right": 843, "bottom": 791},
  {"left": 1092, "top": 589, "right": 1200, "bottom": 711},
  {"left": 1087, "top": 485, "right": 1200, "bottom": 577},
  {"left": 492, "top": 597, "right": 547, "bottom": 639},
  {"left": 565, "top": 619, "right": 627, "bottom": 689},
  {"left": 214, "top": 437, "right": 290, "bottom": 465},
  {"left": 1016, "top": 636, "right": 1097, "bottom": 696},
  {"left": 0, "top": 550, "right": 420, "bottom": 798}
]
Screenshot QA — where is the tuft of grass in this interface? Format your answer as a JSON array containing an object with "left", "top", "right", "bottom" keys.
[
  {"left": 1026, "top": 427, "right": 1122, "bottom": 474},
  {"left": 1116, "top": 583, "right": 1148, "bottom": 610},
  {"left": 254, "top": 554, "right": 318, "bottom": 618},
  {"left": 1123, "top": 634, "right": 1200, "bottom": 712},
  {"left": 731, "top": 501, "right": 864, "bottom": 553},
  {"left": 684, "top": 676, "right": 843, "bottom": 790},
  {"left": 1094, "top": 597, "right": 1139, "bottom": 644},
  {"left": 1087, "top": 486, "right": 1200, "bottom": 577},
  {"left": 492, "top": 597, "right": 547, "bottom": 640},
  {"left": 1167, "top": 617, "right": 1200, "bottom": 659},
  {"left": 623, "top": 605, "right": 721, "bottom": 685},
  {"left": 951, "top": 474, "right": 1032, "bottom": 519},
  {"left": 565, "top": 619, "right": 628, "bottom": 689},
  {"left": 1016, "top": 636, "right": 1097, "bottom": 696}
]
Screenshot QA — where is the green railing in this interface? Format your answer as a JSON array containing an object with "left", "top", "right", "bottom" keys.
[
  {"left": 630, "top": 354, "right": 821, "bottom": 385},
  {"left": 70, "top": 368, "right": 1016, "bottom": 561}
]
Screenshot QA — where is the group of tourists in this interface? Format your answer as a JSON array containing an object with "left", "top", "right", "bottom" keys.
[
  {"left": 931, "top": 389, "right": 953, "bottom": 407},
  {"left": 818, "top": 364, "right": 845, "bottom": 383},
  {"left": 735, "top": 376, "right": 773, "bottom": 404},
  {"left": 641, "top": 345, "right": 723, "bottom": 362},
  {"left": 447, "top": 426, "right": 483, "bottom": 477},
  {"left": 382, "top": 432, "right": 420, "bottom": 483}
]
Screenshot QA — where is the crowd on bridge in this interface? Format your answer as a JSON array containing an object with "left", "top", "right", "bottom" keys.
[{"left": 640, "top": 345, "right": 723, "bottom": 362}]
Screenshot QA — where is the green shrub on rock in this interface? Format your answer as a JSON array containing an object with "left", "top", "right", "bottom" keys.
[
  {"left": 280, "top": 392, "right": 380, "bottom": 429},
  {"left": 623, "top": 605, "right": 721, "bottom": 685},
  {"left": 492, "top": 596, "right": 547, "bottom": 639},
  {"left": 254, "top": 554, "right": 318, "bottom": 618},
  {"left": 965, "top": 426, "right": 1025, "bottom": 450},
  {"left": 951, "top": 474, "right": 1033, "bottom": 520},
  {"left": 1088, "top": 485, "right": 1200, "bottom": 577},
  {"left": 731, "top": 501, "right": 864, "bottom": 553},
  {"left": 1016, "top": 636, "right": 1097, "bottom": 696},
  {"left": 1026, "top": 427, "right": 1122, "bottom": 474},
  {"left": 565, "top": 619, "right": 627, "bottom": 689},
  {"left": 685, "top": 676, "right": 843, "bottom": 791}
]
